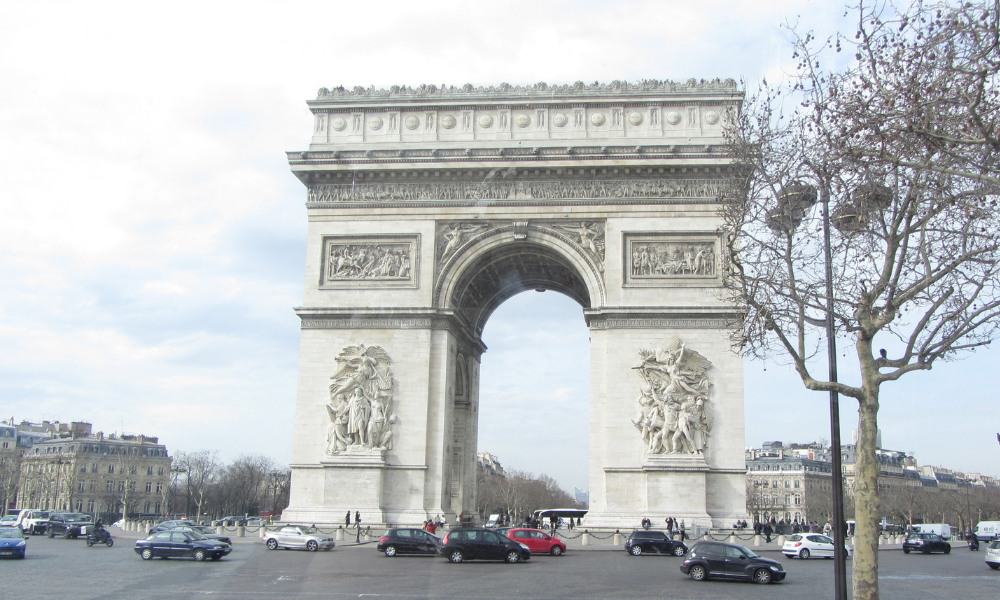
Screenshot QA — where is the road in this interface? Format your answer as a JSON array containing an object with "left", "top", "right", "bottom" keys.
[{"left": 7, "top": 534, "right": 997, "bottom": 599}]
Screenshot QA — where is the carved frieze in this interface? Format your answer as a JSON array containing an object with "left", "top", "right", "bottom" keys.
[
  {"left": 436, "top": 222, "right": 495, "bottom": 264},
  {"left": 308, "top": 179, "right": 730, "bottom": 206},
  {"left": 631, "top": 340, "right": 713, "bottom": 456},
  {"left": 315, "top": 79, "right": 739, "bottom": 99},
  {"left": 320, "top": 235, "right": 418, "bottom": 289},
  {"left": 325, "top": 344, "right": 397, "bottom": 456},
  {"left": 624, "top": 233, "right": 720, "bottom": 287},
  {"left": 538, "top": 221, "right": 606, "bottom": 271}
]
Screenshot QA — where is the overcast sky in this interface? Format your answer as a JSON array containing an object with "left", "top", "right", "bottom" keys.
[{"left": 2, "top": 1, "right": 996, "bottom": 495}]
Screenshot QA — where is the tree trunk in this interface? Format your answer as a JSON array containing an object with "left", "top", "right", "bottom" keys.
[{"left": 853, "top": 380, "right": 881, "bottom": 600}]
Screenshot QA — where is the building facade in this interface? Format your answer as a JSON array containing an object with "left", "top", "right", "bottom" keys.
[{"left": 14, "top": 421, "right": 172, "bottom": 521}]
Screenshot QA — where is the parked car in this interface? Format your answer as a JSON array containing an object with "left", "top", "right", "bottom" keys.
[
  {"left": 782, "top": 533, "right": 852, "bottom": 559},
  {"left": 902, "top": 532, "right": 951, "bottom": 554},
  {"left": 0, "top": 515, "right": 18, "bottom": 528},
  {"left": 134, "top": 530, "right": 232, "bottom": 561},
  {"left": 625, "top": 530, "right": 687, "bottom": 557},
  {"left": 263, "top": 526, "right": 335, "bottom": 552},
  {"left": 148, "top": 520, "right": 197, "bottom": 534},
  {"left": 164, "top": 525, "right": 232, "bottom": 545},
  {"left": 440, "top": 527, "right": 531, "bottom": 563},
  {"left": 47, "top": 512, "right": 95, "bottom": 539},
  {"left": 505, "top": 528, "right": 567, "bottom": 556},
  {"left": 0, "top": 527, "right": 27, "bottom": 559},
  {"left": 680, "top": 541, "right": 786, "bottom": 584},
  {"left": 377, "top": 528, "right": 442, "bottom": 557},
  {"left": 985, "top": 539, "right": 1000, "bottom": 570}
]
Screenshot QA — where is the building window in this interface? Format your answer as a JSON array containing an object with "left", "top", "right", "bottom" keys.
[
  {"left": 106, "top": 480, "right": 114, "bottom": 493},
  {"left": 87, "top": 499, "right": 95, "bottom": 512},
  {"left": 794, "top": 480, "right": 800, "bottom": 489},
  {"left": 145, "top": 482, "right": 152, "bottom": 493},
  {"left": 108, "top": 464, "right": 114, "bottom": 474},
  {"left": 784, "top": 480, "right": 790, "bottom": 488},
  {"left": 78, "top": 481, "right": 85, "bottom": 492},
  {"left": 91, "top": 463, "right": 97, "bottom": 473},
  {"left": 118, "top": 481, "right": 125, "bottom": 492},
  {"left": 155, "top": 483, "right": 162, "bottom": 493},
  {"left": 146, "top": 466, "right": 153, "bottom": 476}
]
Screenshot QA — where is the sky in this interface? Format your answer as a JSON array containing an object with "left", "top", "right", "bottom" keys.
[{"left": 1, "top": 0, "right": 996, "bottom": 494}]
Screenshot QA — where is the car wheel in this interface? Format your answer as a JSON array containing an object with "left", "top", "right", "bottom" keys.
[
  {"left": 753, "top": 568, "right": 773, "bottom": 584},
  {"left": 306, "top": 540, "right": 318, "bottom": 552},
  {"left": 943, "top": 546, "right": 950, "bottom": 554},
  {"left": 903, "top": 548, "right": 910, "bottom": 554},
  {"left": 505, "top": 550, "right": 521, "bottom": 563},
  {"left": 629, "top": 545, "right": 642, "bottom": 556},
  {"left": 194, "top": 549, "right": 207, "bottom": 561},
  {"left": 673, "top": 545, "right": 686, "bottom": 557},
  {"left": 384, "top": 545, "right": 397, "bottom": 557},
  {"left": 64, "top": 531, "right": 71, "bottom": 539},
  {"left": 689, "top": 565, "right": 707, "bottom": 581},
  {"left": 266, "top": 538, "right": 278, "bottom": 550},
  {"left": 550, "top": 545, "right": 563, "bottom": 557},
  {"left": 106, "top": 538, "right": 114, "bottom": 548},
  {"left": 448, "top": 550, "right": 464, "bottom": 563},
  {"left": 799, "top": 548, "right": 810, "bottom": 559},
  {"left": 141, "top": 548, "right": 153, "bottom": 560}
]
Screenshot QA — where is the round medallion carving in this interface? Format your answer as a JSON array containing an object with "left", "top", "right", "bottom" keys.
[
  {"left": 515, "top": 114, "right": 530, "bottom": 128},
  {"left": 666, "top": 111, "right": 682, "bottom": 125},
  {"left": 331, "top": 117, "right": 346, "bottom": 132},
  {"left": 590, "top": 112, "right": 606, "bottom": 126},
  {"left": 478, "top": 114, "right": 494, "bottom": 128},
  {"left": 369, "top": 117, "right": 384, "bottom": 131},
  {"left": 628, "top": 111, "right": 643, "bottom": 126},
  {"left": 553, "top": 113, "right": 568, "bottom": 127},
  {"left": 404, "top": 115, "right": 420, "bottom": 130},
  {"left": 704, "top": 110, "right": 720, "bottom": 125},
  {"left": 441, "top": 114, "right": 456, "bottom": 129}
]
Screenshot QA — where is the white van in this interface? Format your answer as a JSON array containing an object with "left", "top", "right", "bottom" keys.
[
  {"left": 485, "top": 514, "right": 501, "bottom": 528},
  {"left": 912, "top": 523, "right": 952, "bottom": 540},
  {"left": 975, "top": 521, "right": 1000, "bottom": 541}
]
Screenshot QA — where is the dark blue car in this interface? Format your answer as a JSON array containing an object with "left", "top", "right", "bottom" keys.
[{"left": 135, "top": 530, "right": 231, "bottom": 561}]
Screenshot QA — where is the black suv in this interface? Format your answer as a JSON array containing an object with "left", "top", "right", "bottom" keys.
[
  {"left": 440, "top": 527, "right": 531, "bottom": 563},
  {"left": 680, "top": 541, "right": 786, "bottom": 584},
  {"left": 377, "top": 528, "right": 442, "bottom": 557},
  {"left": 902, "top": 532, "right": 951, "bottom": 554},
  {"left": 47, "top": 512, "right": 95, "bottom": 539},
  {"left": 625, "top": 530, "right": 688, "bottom": 557}
]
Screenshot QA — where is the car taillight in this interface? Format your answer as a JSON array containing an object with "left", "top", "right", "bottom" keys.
[
  {"left": 378, "top": 536, "right": 389, "bottom": 544},
  {"left": 794, "top": 542, "right": 802, "bottom": 547}
]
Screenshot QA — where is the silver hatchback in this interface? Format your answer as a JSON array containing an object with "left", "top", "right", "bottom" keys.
[
  {"left": 263, "top": 526, "right": 335, "bottom": 552},
  {"left": 986, "top": 540, "right": 1000, "bottom": 570}
]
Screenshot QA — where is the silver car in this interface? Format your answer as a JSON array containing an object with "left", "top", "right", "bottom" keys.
[
  {"left": 264, "top": 526, "right": 335, "bottom": 552},
  {"left": 986, "top": 539, "right": 1000, "bottom": 570}
]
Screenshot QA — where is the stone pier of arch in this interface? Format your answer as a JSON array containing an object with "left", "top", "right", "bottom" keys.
[{"left": 282, "top": 81, "right": 747, "bottom": 529}]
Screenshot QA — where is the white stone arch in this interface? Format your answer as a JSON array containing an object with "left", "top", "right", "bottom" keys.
[{"left": 434, "top": 223, "right": 606, "bottom": 334}]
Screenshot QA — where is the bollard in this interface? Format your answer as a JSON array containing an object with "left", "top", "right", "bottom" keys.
[
  {"left": 336, "top": 528, "right": 344, "bottom": 541},
  {"left": 216, "top": 525, "right": 224, "bottom": 536},
  {"left": 728, "top": 533, "right": 737, "bottom": 544},
  {"left": 878, "top": 535, "right": 885, "bottom": 547},
  {"left": 581, "top": 531, "right": 590, "bottom": 546},
  {"left": 259, "top": 526, "right": 266, "bottom": 539},
  {"left": 238, "top": 525, "right": 246, "bottom": 538},
  {"left": 613, "top": 531, "right": 622, "bottom": 546},
  {"left": 776, "top": 535, "right": 785, "bottom": 547},
  {"left": 753, "top": 534, "right": 762, "bottom": 547}
]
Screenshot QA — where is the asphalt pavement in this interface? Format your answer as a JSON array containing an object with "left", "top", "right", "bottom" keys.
[{"left": 6, "top": 531, "right": 997, "bottom": 599}]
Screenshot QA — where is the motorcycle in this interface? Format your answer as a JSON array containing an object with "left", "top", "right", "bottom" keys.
[
  {"left": 86, "top": 527, "right": 114, "bottom": 547},
  {"left": 968, "top": 536, "right": 979, "bottom": 551}
]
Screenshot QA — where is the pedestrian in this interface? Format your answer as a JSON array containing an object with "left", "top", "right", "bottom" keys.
[
  {"left": 345, "top": 511, "right": 351, "bottom": 527},
  {"left": 355, "top": 510, "right": 362, "bottom": 526},
  {"left": 823, "top": 521, "right": 832, "bottom": 536},
  {"left": 763, "top": 522, "right": 773, "bottom": 543}
]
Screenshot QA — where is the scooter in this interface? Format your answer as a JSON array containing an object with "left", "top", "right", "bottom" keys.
[
  {"left": 968, "top": 537, "right": 979, "bottom": 551},
  {"left": 86, "top": 527, "right": 114, "bottom": 547}
]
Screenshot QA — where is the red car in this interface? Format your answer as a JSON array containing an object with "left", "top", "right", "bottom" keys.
[{"left": 504, "top": 528, "right": 567, "bottom": 556}]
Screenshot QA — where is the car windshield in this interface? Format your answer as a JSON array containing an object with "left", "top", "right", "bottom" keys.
[
  {"left": 185, "top": 530, "right": 209, "bottom": 540},
  {"left": 0, "top": 527, "right": 24, "bottom": 539},
  {"left": 66, "top": 514, "right": 90, "bottom": 522}
]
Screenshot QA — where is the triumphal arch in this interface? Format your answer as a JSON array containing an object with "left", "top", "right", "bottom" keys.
[{"left": 283, "top": 81, "right": 745, "bottom": 528}]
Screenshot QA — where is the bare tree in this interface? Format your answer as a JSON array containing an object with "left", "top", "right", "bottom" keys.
[
  {"left": 175, "top": 450, "right": 220, "bottom": 521},
  {"left": 0, "top": 455, "right": 19, "bottom": 513},
  {"left": 723, "top": 3, "right": 1000, "bottom": 599}
]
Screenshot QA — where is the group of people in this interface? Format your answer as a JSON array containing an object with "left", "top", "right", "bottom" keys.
[
  {"left": 422, "top": 515, "right": 446, "bottom": 534},
  {"left": 638, "top": 516, "right": 687, "bottom": 539},
  {"left": 752, "top": 518, "right": 839, "bottom": 542}
]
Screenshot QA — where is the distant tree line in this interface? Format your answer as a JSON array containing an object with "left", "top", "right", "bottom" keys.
[
  {"left": 475, "top": 462, "right": 582, "bottom": 524},
  {"left": 167, "top": 451, "right": 290, "bottom": 521}
]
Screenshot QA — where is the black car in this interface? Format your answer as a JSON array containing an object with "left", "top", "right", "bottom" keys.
[
  {"left": 680, "top": 541, "right": 786, "bottom": 584},
  {"left": 902, "top": 532, "right": 952, "bottom": 554},
  {"left": 377, "top": 528, "right": 442, "bottom": 557},
  {"left": 135, "top": 530, "right": 232, "bottom": 561},
  {"left": 625, "top": 530, "right": 688, "bottom": 557},
  {"left": 46, "top": 513, "right": 95, "bottom": 539},
  {"left": 440, "top": 527, "right": 531, "bottom": 563}
]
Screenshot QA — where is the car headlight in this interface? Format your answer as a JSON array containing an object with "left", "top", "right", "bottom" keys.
[
  {"left": 17, "top": 541, "right": 26, "bottom": 547},
  {"left": 770, "top": 565, "right": 782, "bottom": 571},
  {"left": 519, "top": 543, "right": 529, "bottom": 551}
]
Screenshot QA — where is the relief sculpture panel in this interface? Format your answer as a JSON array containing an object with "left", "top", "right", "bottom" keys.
[
  {"left": 624, "top": 234, "right": 718, "bottom": 287},
  {"left": 631, "top": 339, "right": 713, "bottom": 456},
  {"left": 325, "top": 344, "right": 397, "bottom": 456},
  {"left": 320, "top": 235, "right": 418, "bottom": 288}
]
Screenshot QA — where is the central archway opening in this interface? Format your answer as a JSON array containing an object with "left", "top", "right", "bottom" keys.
[
  {"left": 444, "top": 237, "right": 597, "bottom": 523},
  {"left": 478, "top": 290, "right": 591, "bottom": 510}
]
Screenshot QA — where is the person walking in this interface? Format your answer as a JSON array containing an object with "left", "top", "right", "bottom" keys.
[
  {"left": 345, "top": 511, "right": 351, "bottom": 527},
  {"left": 823, "top": 521, "right": 832, "bottom": 536},
  {"left": 763, "top": 522, "right": 773, "bottom": 543}
]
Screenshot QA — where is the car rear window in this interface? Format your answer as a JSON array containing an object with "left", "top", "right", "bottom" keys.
[
  {"left": 787, "top": 534, "right": 802, "bottom": 541},
  {"left": 989, "top": 541, "right": 1000, "bottom": 550}
]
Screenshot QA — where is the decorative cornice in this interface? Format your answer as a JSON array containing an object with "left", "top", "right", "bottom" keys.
[
  {"left": 589, "top": 318, "right": 735, "bottom": 330},
  {"left": 300, "top": 318, "right": 433, "bottom": 330},
  {"left": 314, "top": 79, "right": 740, "bottom": 101}
]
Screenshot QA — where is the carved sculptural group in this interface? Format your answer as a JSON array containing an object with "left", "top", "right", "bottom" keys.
[
  {"left": 632, "top": 341, "right": 713, "bottom": 455},
  {"left": 631, "top": 242, "right": 715, "bottom": 278},
  {"left": 326, "top": 243, "right": 412, "bottom": 281},
  {"left": 325, "top": 345, "right": 397, "bottom": 455}
]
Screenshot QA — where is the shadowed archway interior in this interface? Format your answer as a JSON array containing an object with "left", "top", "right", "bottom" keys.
[{"left": 449, "top": 242, "right": 591, "bottom": 336}]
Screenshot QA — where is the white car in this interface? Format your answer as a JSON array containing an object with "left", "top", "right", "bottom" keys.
[
  {"left": 986, "top": 540, "right": 1000, "bottom": 570},
  {"left": 263, "top": 526, "right": 335, "bottom": 552},
  {"left": 782, "top": 533, "right": 851, "bottom": 559}
]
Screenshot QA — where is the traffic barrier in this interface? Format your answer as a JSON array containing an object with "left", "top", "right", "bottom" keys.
[
  {"left": 336, "top": 528, "right": 344, "bottom": 541},
  {"left": 238, "top": 525, "right": 246, "bottom": 538},
  {"left": 612, "top": 532, "right": 622, "bottom": 545},
  {"left": 581, "top": 531, "right": 590, "bottom": 546},
  {"left": 753, "top": 534, "right": 762, "bottom": 547},
  {"left": 776, "top": 535, "right": 785, "bottom": 546}
]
